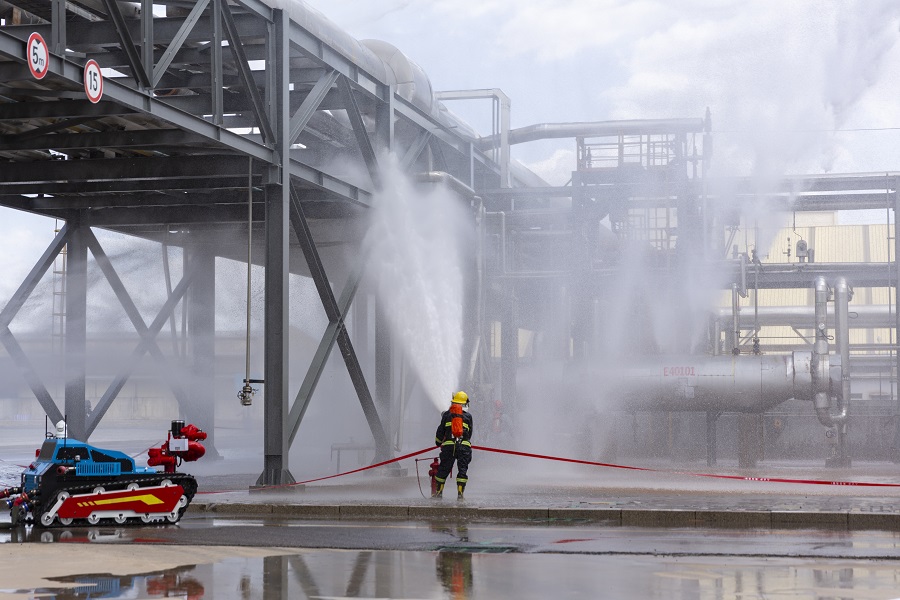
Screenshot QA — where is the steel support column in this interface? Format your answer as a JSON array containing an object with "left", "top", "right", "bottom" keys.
[
  {"left": 258, "top": 9, "right": 293, "bottom": 486},
  {"left": 50, "top": 0, "right": 66, "bottom": 55},
  {"left": 187, "top": 243, "right": 218, "bottom": 457},
  {"left": 64, "top": 217, "right": 88, "bottom": 440}
]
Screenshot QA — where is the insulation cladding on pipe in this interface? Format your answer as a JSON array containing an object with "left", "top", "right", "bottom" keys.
[{"left": 587, "top": 352, "right": 834, "bottom": 413}]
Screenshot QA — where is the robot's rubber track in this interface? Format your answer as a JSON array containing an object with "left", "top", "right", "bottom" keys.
[{"left": 37, "top": 473, "right": 198, "bottom": 527}]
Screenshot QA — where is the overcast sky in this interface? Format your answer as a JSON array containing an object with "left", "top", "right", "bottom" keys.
[{"left": 304, "top": 0, "right": 900, "bottom": 184}]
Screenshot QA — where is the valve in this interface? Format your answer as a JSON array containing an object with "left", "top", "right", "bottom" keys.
[{"left": 238, "top": 379, "right": 262, "bottom": 406}]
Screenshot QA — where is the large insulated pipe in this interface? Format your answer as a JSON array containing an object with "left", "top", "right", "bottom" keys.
[{"left": 587, "top": 352, "right": 818, "bottom": 413}]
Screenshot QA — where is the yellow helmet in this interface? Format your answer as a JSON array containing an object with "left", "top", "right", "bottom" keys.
[{"left": 451, "top": 391, "right": 469, "bottom": 405}]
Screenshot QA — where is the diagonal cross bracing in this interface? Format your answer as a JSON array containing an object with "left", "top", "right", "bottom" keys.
[
  {"left": 290, "top": 69, "right": 339, "bottom": 146},
  {"left": 100, "top": 0, "right": 151, "bottom": 88},
  {"left": 220, "top": 0, "right": 275, "bottom": 145},
  {"left": 337, "top": 76, "right": 381, "bottom": 189},
  {"left": 285, "top": 184, "right": 390, "bottom": 459},
  {"left": 85, "top": 264, "right": 198, "bottom": 436},
  {"left": 152, "top": 0, "right": 210, "bottom": 89},
  {"left": 85, "top": 231, "right": 190, "bottom": 409},
  {"left": 0, "top": 327, "right": 64, "bottom": 424}
]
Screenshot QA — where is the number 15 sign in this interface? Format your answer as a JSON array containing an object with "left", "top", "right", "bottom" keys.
[{"left": 83, "top": 59, "right": 103, "bottom": 104}]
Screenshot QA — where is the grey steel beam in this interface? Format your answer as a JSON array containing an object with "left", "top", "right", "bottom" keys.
[
  {"left": 337, "top": 76, "right": 380, "bottom": 188},
  {"left": 286, "top": 249, "right": 367, "bottom": 445},
  {"left": 0, "top": 99, "right": 134, "bottom": 120},
  {"left": 64, "top": 219, "right": 88, "bottom": 441},
  {"left": 400, "top": 130, "right": 432, "bottom": 171},
  {"left": 284, "top": 184, "right": 388, "bottom": 460},
  {"left": 0, "top": 155, "right": 248, "bottom": 184},
  {"left": 0, "top": 327, "right": 63, "bottom": 424},
  {"left": 0, "top": 225, "right": 69, "bottom": 330},
  {"left": 100, "top": 0, "right": 151, "bottom": 88},
  {"left": 5, "top": 14, "right": 268, "bottom": 49},
  {"left": 85, "top": 230, "right": 191, "bottom": 408},
  {"left": 152, "top": 0, "right": 210, "bottom": 89},
  {"left": 286, "top": 20, "right": 385, "bottom": 104},
  {"left": 288, "top": 159, "right": 372, "bottom": 206},
  {"left": 258, "top": 8, "right": 293, "bottom": 486},
  {"left": 85, "top": 266, "right": 197, "bottom": 436},
  {"left": 0, "top": 29, "right": 275, "bottom": 163},
  {"left": 221, "top": 0, "right": 274, "bottom": 145},
  {"left": 211, "top": 0, "right": 224, "bottom": 125},
  {"left": 231, "top": 0, "right": 274, "bottom": 21},
  {"left": 141, "top": 0, "right": 153, "bottom": 78},
  {"left": 80, "top": 205, "right": 260, "bottom": 226},
  {"left": 337, "top": 326, "right": 391, "bottom": 461},
  {"left": 51, "top": 0, "right": 66, "bottom": 55},
  {"left": 0, "top": 128, "right": 210, "bottom": 152},
  {"left": 289, "top": 69, "right": 338, "bottom": 145},
  {"left": 0, "top": 176, "right": 251, "bottom": 196}
]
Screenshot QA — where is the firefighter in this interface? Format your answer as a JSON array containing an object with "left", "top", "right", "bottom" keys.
[{"left": 433, "top": 391, "right": 473, "bottom": 499}]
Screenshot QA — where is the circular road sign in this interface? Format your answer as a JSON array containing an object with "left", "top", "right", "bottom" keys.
[
  {"left": 83, "top": 59, "right": 103, "bottom": 104},
  {"left": 26, "top": 32, "right": 48, "bottom": 80}
]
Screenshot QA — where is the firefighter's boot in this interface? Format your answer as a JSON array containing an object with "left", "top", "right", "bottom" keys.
[
  {"left": 457, "top": 482, "right": 466, "bottom": 501},
  {"left": 432, "top": 481, "right": 444, "bottom": 498}
]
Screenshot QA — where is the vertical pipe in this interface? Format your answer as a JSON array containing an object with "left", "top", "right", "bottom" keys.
[
  {"left": 500, "top": 287, "right": 517, "bottom": 415},
  {"left": 813, "top": 276, "right": 831, "bottom": 420},
  {"left": 706, "top": 411, "right": 717, "bottom": 467},
  {"left": 244, "top": 157, "right": 253, "bottom": 387},
  {"left": 834, "top": 277, "right": 851, "bottom": 465},
  {"left": 731, "top": 283, "right": 740, "bottom": 355}
]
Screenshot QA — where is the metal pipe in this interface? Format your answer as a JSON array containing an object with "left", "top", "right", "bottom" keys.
[
  {"left": 477, "top": 118, "right": 707, "bottom": 149},
  {"left": 715, "top": 304, "right": 896, "bottom": 328},
  {"left": 415, "top": 171, "right": 478, "bottom": 201},
  {"left": 834, "top": 277, "right": 851, "bottom": 426},
  {"left": 731, "top": 283, "right": 740, "bottom": 355},
  {"left": 577, "top": 353, "right": 813, "bottom": 413}
]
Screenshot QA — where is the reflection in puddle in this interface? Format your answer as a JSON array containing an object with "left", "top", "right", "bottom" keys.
[
  {"left": 11, "top": 566, "right": 204, "bottom": 600},
  {"left": 3, "top": 545, "right": 900, "bottom": 599}
]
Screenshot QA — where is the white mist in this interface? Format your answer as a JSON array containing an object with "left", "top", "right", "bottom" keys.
[{"left": 365, "top": 156, "right": 469, "bottom": 411}]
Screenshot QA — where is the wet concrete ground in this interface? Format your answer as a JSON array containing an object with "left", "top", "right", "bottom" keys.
[
  {"left": 3, "top": 421, "right": 900, "bottom": 598},
  {"left": 3, "top": 519, "right": 900, "bottom": 599}
]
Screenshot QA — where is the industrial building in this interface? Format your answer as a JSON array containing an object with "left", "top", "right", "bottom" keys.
[{"left": 0, "top": 0, "right": 897, "bottom": 485}]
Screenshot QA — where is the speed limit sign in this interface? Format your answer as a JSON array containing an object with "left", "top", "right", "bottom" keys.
[
  {"left": 26, "top": 32, "right": 48, "bottom": 80},
  {"left": 83, "top": 59, "right": 103, "bottom": 103}
]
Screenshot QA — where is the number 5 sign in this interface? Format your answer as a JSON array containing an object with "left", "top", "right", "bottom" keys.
[
  {"left": 26, "top": 32, "right": 48, "bottom": 80},
  {"left": 83, "top": 59, "right": 103, "bottom": 103}
]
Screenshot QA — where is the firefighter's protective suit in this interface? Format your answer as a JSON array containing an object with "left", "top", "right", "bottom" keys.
[{"left": 433, "top": 391, "right": 473, "bottom": 499}]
